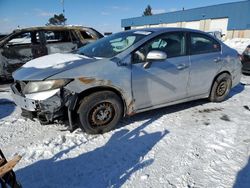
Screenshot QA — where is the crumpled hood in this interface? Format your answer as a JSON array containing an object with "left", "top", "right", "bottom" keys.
[{"left": 13, "top": 53, "right": 98, "bottom": 81}]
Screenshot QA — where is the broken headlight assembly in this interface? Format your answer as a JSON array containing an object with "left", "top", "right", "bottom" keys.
[{"left": 23, "top": 79, "right": 71, "bottom": 94}]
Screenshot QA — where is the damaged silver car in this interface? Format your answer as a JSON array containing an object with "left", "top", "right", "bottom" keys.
[
  {"left": 0, "top": 26, "right": 103, "bottom": 80},
  {"left": 11, "top": 28, "right": 242, "bottom": 134}
]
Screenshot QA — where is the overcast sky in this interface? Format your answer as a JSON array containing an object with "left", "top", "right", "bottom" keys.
[{"left": 0, "top": 0, "right": 242, "bottom": 34}]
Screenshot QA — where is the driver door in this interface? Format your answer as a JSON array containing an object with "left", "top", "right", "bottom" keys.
[{"left": 131, "top": 32, "right": 190, "bottom": 110}]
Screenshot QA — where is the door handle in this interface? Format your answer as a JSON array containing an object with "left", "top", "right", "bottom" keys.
[
  {"left": 177, "top": 64, "right": 189, "bottom": 70},
  {"left": 214, "top": 57, "right": 222, "bottom": 63}
]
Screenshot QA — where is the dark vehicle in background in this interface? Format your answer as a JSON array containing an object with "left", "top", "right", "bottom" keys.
[
  {"left": 241, "top": 45, "right": 250, "bottom": 74},
  {"left": 0, "top": 26, "right": 103, "bottom": 80}
]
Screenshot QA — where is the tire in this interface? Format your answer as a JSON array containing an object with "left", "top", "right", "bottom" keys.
[
  {"left": 78, "top": 91, "right": 123, "bottom": 134},
  {"left": 209, "top": 73, "right": 232, "bottom": 102}
]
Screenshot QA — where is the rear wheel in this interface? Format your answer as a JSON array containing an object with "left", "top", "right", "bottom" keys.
[
  {"left": 209, "top": 73, "right": 232, "bottom": 102},
  {"left": 78, "top": 91, "right": 123, "bottom": 134}
]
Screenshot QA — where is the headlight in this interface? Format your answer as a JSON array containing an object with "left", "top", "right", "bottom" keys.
[{"left": 23, "top": 79, "right": 71, "bottom": 94}]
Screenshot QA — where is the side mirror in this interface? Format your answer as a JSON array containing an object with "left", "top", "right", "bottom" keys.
[
  {"left": 143, "top": 50, "right": 167, "bottom": 69},
  {"left": 146, "top": 50, "right": 167, "bottom": 61}
]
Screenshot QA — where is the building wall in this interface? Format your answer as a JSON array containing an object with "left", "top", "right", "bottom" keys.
[
  {"left": 122, "top": 1, "right": 250, "bottom": 38},
  {"left": 130, "top": 19, "right": 250, "bottom": 39},
  {"left": 227, "top": 30, "right": 250, "bottom": 39},
  {"left": 131, "top": 18, "right": 228, "bottom": 33}
]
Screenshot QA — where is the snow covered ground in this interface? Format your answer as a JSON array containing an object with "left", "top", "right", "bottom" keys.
[
  {"left": 224, "top": 38, "right": 250, "bottom": 54},
  {"left": 1, "top": 78, "right": 250, "bottom": 188},
  {"left": 1, "top": 40, "right": 250, "bottom": 188}
]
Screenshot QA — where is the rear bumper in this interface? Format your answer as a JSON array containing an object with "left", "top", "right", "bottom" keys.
[
  {"left": 242, "top": 69, "right": 250, "bottom": 74},
  {"left": 241, "top": 54, "right": 250, "bottom": 71},
  {"left": 231, "top": 61, "right": 242, "bottom": 88},
  {"left": 242, "top": 60, "right": 250, "bottom": 74}
]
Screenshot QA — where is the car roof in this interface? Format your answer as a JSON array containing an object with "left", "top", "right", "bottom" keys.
[
  {"left": 12, "top": 25, "right": 94, "bottom": 33},
  {"left": 127, "top": 27, "right": 208, "bottom": 34},
  {"left": 123, "top": 27, "right": 222, "bottom": 43}
]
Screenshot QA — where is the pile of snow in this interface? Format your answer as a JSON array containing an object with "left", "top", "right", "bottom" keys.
[{"left": 224, "top": 38, "right": 250, "bottom": 54}]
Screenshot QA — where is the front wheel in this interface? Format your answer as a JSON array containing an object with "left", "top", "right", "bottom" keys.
[
  {"left": 78, "top": 91, "right": 123, "bottom": 134},
  {"left": 209, "top": 73, "right": 232, "bottom": 102}
]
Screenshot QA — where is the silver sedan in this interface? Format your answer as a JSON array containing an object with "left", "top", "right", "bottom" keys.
[{"left": 11, "top": 28, "right": 242, "bottom": 134}]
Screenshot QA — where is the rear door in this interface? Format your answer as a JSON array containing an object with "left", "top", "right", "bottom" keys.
[
  {"left": 44, "top": 30, "right": 78, "bottom": 54},
  {"left": 188, "top": 32, "right": 223, "bottom": 96},
  {"left": 131, "top": 32, "right": 190, "bottom": 110}
]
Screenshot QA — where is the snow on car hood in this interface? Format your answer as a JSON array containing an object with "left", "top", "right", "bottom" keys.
[
  {"left": 23, "top": 53, "right": 92, "bottom": 69},
  {"left": 13, "top": 53, "right": 98, "bottom": 81}
]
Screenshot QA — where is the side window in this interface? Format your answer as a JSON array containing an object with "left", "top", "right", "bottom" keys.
[
  {"left": 44, "top": 30, "right": 71, "bottom": 43},
  {"left": 133, "top": 32, "right": 186, "bottom": 63},
  {"left": 7, "top": 32, "right": 41, "bottom": 45},
  {"left": 8, "top": 32, "right": 32, "bottom": 45},
  {"left": 190, "top": 33, "right": 221, "bottom": 55},
  {"left": 80, "top": 31, "right": 94, "bottom": 39}
]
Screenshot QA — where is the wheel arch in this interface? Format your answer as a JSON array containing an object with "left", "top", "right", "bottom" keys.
[
  {"left": 209, "top": 71, "right": 232, "bottom": 96},
  {"left": 76, "top": 86, "right": 128, "bottom": 116}
]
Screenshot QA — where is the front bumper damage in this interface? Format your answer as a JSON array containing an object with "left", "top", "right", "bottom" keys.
[{"left": 11, "top": 82, "right": 78, "bottom": 132}]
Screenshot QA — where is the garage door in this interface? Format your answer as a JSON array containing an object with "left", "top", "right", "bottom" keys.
[
  {"left": 209, "top": 18, "right": 228, "bottom": 34},
  {"left": 185, "top": 21, "right": 200, "bottom": 30}
]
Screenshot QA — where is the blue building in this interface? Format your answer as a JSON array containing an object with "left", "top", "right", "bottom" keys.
[{"left": 121, "top": 0, "right": 250, "bottom": 38}]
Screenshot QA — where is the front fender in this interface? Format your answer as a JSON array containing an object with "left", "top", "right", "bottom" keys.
[{"left": 64, "top": 76, "right": 134, "bottom": 115}]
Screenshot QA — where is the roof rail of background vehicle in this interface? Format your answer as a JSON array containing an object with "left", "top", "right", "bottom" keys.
[{"left": 12, "top": 25, "right": 94, "bottom": 33}]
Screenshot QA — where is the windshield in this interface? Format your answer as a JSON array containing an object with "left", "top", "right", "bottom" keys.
[{"left": 77, "top": 30, "right": 152, "bottom": 58}]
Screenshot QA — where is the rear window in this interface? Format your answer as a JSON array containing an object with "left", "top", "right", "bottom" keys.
[
  {"left": 190, "top": 33, "right": 221, "bottom": 55},
  {"left": 80, "top": 31, "right": 94, "bottom": 39}
]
